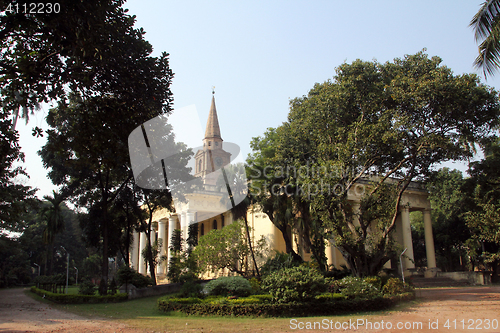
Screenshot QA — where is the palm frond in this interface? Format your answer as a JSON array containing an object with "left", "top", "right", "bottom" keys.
[
  {"left": 471, "top": 0, "right": 500, "bottom": 77},
  {"left": 470, "top": 0, "right": 500, "bottom": 41},
  {"left": 474, "top": 20, "right": 500, "bottom": 76}
]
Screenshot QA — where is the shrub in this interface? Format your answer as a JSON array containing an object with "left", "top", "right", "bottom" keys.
[
  {"left": 31, "top": 286, "right": 127, "bottom": 304},
  {"left": 116, "top": 266, "right": 153, "bottom": 289},
  {"left": 364, "top": 276, "right": 383, "bottom": 290},
  {"left": 260, "top": 251, "right": 301, "bottom": 277},
  {"left": 335, "top": 276, "right": 380, "bottom": 299},
  {"left": 382, "top": 277, "right": 413, "bottom": 295},
  {"left": 78, "top": 280, "right": 97, "bottom": 295},
  {"left": 157, "top": 292, "right": 415, "bottom": 317},
  {"left": 261, "top": 265, "right": 327, "bottom": 303},
  {"left": 204, "top": 276, "right": 252, "bottom": 297},
  {"left": 248, "top": 277, "right": 262, "bottom": 294},
  {"left": 116, "top": 266, "right": 135, "bottom": 289},
  {"left": 131, "top": 272, "right": 153, "bottom": 288},
  {"left": 180, "top": 280, "right": 203, "bottom": 298}
]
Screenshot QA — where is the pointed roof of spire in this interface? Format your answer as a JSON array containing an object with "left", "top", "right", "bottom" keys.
[{"left": 204, "top": 94, "right": 222, "bottom": 140}]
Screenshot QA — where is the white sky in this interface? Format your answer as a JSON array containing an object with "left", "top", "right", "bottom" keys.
[{"left": 16, "top": 0, "right": 500, "bottom": 199}]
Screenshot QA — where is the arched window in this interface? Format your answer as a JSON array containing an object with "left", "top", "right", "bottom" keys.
[
  {"left": 200, "top": 223, "right": 205, "bottom": 237},
  {"left": 212, "top": 219, "right": 217, "bottom": 230},
  {"left": 221, "top": 215, "right": 225, "bottom": 228},
  {"left": 198, "top": 159, "right": 202, "bottom": 172}
]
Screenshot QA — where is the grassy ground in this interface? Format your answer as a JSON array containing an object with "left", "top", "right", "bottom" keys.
[{"left": 25, "top": 289, "right": 418, "bottom": 333}]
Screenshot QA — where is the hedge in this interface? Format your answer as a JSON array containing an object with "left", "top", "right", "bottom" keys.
[
  {"left": 157, "top": 292, "right": 415, "bottom": 317},
  {"left": 31, "top": 286, "right": 128, "bottom": 304}
]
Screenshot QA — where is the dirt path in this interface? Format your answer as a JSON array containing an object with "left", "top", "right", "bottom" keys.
[
  {"left": 0, "top": 286, "right": 499, "bottom": 332},
  {"left": 0, "top": 288, "right": 142, "bottom": 333}
]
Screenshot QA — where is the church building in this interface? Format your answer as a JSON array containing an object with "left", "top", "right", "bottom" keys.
[{"left": 128, "top": 94, "right": 438, "bottom": 281}]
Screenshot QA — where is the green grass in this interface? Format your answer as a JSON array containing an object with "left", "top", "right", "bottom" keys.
[{"left": 25, "top": 288, "right": 418, "bottom": 333}]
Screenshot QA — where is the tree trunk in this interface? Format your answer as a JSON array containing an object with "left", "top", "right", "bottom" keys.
[
  {"left": 146, "top": 230, "right": 157, "bottom": 285},
  {"left": 243, "top": 215, "right": 260, "bottom": 278}
]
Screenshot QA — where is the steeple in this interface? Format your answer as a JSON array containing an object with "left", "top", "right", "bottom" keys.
[{"left": 204, "top": 93, "right": 222, "bottom": 141}]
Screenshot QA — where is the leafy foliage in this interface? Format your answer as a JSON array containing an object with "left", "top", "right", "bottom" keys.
[
  {"left": 260, "top": 251, "right": 301, "bottom": 277},
  {"left": 203, "top": 276, "right": 252, "bottom": 297},
  {"left": 193, "top": 219, "right": 268, "bottom": 277},
  {"left": 248, "top": 51, "right": 500, "bottom": 277},
  {"left": 332, "top": 276, "right": 380, "bottom": 299},
  {"left": 261, "top": 265, "right": 327, "bottom": 303},
  {"left": 382, "top": 277, "right": 413, "bottom": 295},
  {"left": 78, "top": 280, "right": 97, "bottom": 295},
  {"left": 464, "top": 138, "right": 500, "bottom": 279}
]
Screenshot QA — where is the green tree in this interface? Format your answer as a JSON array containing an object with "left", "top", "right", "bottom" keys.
[
  {"left": 216, "top": 163, "right": 261, "bottom": 277},
  {"left": 411, "top": 168, "right": 471, "bottom": 271},
  {"left": 470, "top": 0, "right": 500, "bottom": 77},
  {"left": 464, "top": 138, "right": 500, "bottom": 281},
  {"left": 0, "top": 109, "right": 35, "bottom": 233},
  {"left": 39, "top": 5, "right": 174, "bottom": 290},
  {"left": 193, "top": 219, "right": 267, "bottom": 277},
  {"left": 250, "top": 51, "right": 500, "bottom": 277},
  {"left": 247, "top": 128, "right": 303, "bottom": 262}
]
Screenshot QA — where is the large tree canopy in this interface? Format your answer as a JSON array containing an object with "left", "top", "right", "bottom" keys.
[
  {"left": 35, "top": 1, "right": 175, "bottom": 288},
  {"left": 248, "top": 51, "right": 500, "bottom": 277}
]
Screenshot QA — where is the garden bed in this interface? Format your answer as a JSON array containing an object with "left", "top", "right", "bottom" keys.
[{"left": 157, "top": 292, "right": 415, "bottom": 317}]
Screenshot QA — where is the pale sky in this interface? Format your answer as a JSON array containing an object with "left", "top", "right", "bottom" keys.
[{"left": 16, "top": 0, "right": 500, "bottom": 199}]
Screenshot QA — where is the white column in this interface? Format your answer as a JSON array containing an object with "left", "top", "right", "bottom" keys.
[
  {"left": 423, "top": 209, "right": 437, "bottom": 277},
  {"left": 401, "top": 206, "right": 415, "bottom": 275},
  {"left": 167, "top": 216, "right": 176, "bottom": 274},
  {"left": 130, "top": 230, "right": 139, "bottom": 271},
  {"left": 157, "top": 220, "right": 166, "bottom": 276},
  {"left": 180, "top": 212, "right": 188, "bottom": 249},
  {"left": 138, "top": 232, "right": 147, "bottom": 275}
]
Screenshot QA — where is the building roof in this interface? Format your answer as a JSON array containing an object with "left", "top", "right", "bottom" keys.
[{"left": 204, "top": 95, "right": 222, "bottom": 140}]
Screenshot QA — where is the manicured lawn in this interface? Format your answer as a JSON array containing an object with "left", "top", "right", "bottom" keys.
[{"left": 26, "top": 289, "right": 417, "bottom": 333}]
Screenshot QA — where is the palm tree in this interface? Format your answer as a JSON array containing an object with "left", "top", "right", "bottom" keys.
[
  {"left": 41, "top": 190, "right": 66, "bottom": 275},
  {"left": 470, "top": 0, "right": 500, "bottom": 77}
]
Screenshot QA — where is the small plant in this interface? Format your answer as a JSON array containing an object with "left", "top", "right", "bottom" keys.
[
  {"left": 364, "top": 276, "right": 383, "bottom": 290},
  {"left": 78, "top": 280, "right": 96, "bottom": 295},
  {"left": 248, "top": 277, "right": 262, "bottom": 294},
  {"left": 261, "top": 265, "right": 327, "bottom": 303},
  {"left": 382, "top": 277, "right": 413, "bottom": 295},
  {"left": 335, "top": 276, "right": 380, "bottom": 299},
  {"left": 203, "top": 276, "right": 252, "bottom": 297}
]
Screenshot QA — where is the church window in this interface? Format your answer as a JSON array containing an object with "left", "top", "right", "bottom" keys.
[
  {"left": 208, "top": 141, "right": 211, "bottom": 146},
  {"left": 198, "top": 159, "right": 202, "bottom": 172},
  {"left": 213, "top": 219, "right": 217, "bottom": 230},
  {"left": 215, "top": 142, "right": 218, "bottom": 146},
  {"left": 200, "top": 223, "right": 205, "bottom": 236},
  {"left": 221, "top": 215, "right": 225, "bottom": 227}
]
